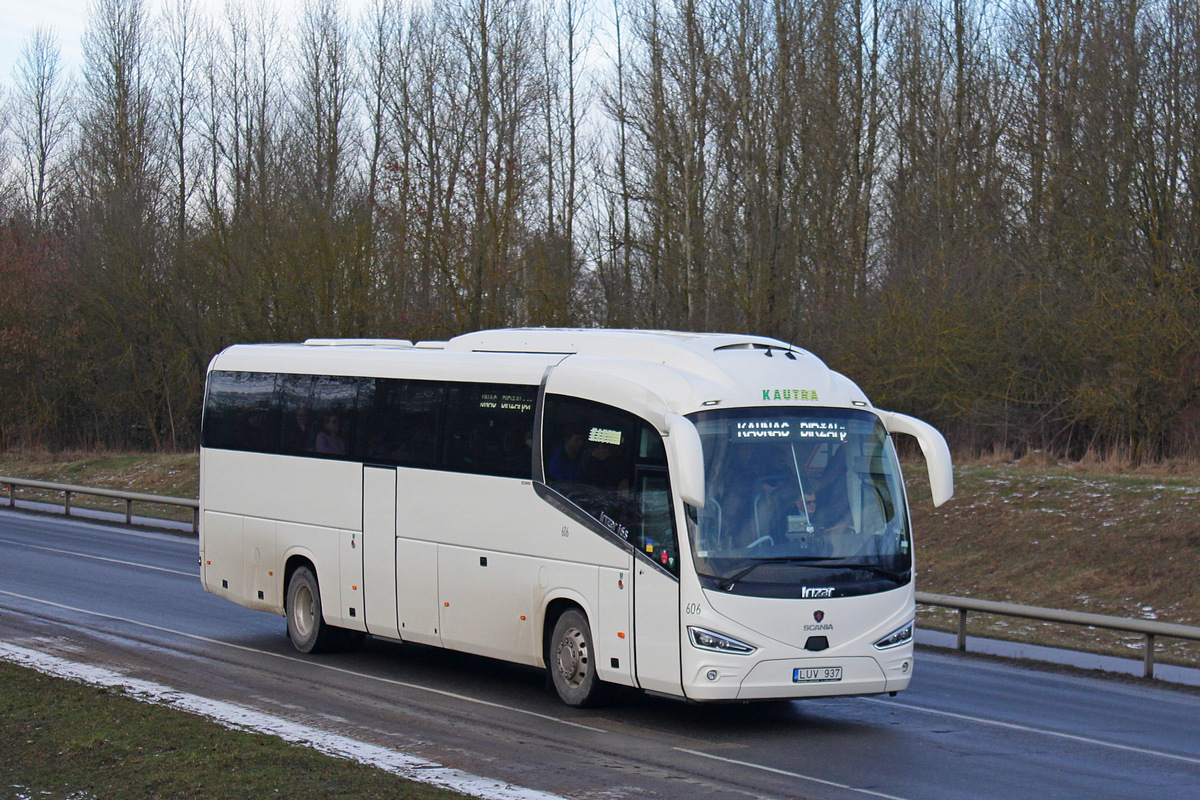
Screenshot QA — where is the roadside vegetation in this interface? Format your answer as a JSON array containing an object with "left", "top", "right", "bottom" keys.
[
  {"left": 0, "top": 660, "right": 467, "bottom": 800},
  {"left": 907, "top": 451, "right": 1200, "bottom": 668},
  {"left": 2, "top": 0, "right": 1199, "bottom": 470}
]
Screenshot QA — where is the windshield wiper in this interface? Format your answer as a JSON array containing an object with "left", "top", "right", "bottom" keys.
[
  {"left": 715, "top": 557, "right": 816, "bottom": 591},
  {"left": 714, "top": 558, "right": 907, "bottom": 591}
]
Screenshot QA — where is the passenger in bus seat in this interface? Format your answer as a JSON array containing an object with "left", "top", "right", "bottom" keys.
[
  {"left": 314, "top": 413, "right": 347, "bottom": 455},
  {"left": 547, "top": 427, "right": 586, "bottom": 481},
  {"left": 283, "top": 407, "right": 316, "bottom": 453},
  {"left": 580, "top": 442, "right": 629, "bottom": 492}
]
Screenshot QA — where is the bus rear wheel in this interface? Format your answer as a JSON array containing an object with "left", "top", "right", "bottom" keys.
[
  {"left": 550, "top": 609, "right": 603, "bottom": 707},
  {"left": 286, "top": 566, "right": 338, "bottom": 654}
]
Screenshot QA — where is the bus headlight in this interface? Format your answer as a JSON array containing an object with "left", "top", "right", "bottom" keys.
[
  {"left": 873, "top": 621, "right": 914, "bottom": 650},
  {"left": 688, "top": 626, "right": 757, "bottom": 655}
]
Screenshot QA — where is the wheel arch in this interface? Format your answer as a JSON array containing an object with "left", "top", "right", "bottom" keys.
[
  {"left": 541, "top": 594, "right": 590, "bottom": 669},
  {"left": 283, "top": 550, "right": 318, "bottom": 607}
]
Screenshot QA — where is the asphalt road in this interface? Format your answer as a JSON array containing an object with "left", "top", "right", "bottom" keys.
[{"left": 2, "top": 509, "right": 1198, "bottom": 800}]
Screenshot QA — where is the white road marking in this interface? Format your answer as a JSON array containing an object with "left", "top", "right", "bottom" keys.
[
  {"left": 863, "top": 696, "right": 1200, "bottom": 766},
  {"left": 675, "top": 747, "right": 913, "bottom": 800},
  {"left": 0, "top": 537, "right": 196, "bottom": 577},
  {"left": 0, "top": 588, "right": 607, "bottom": 733},
  {"left": 0, "top": 641, "right": 565, "bottom": 800}
]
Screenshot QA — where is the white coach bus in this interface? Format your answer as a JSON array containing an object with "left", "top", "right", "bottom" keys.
[{"left": 200, "top": 328, "right": 953, "bottom": 705}]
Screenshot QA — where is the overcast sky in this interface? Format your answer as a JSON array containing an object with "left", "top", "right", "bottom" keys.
[
  {"left": 0, "top": 0, "right": 374, "bottom": 91},
  {"left": 1, "top": 0, "right": 91, "bottom": 82}
]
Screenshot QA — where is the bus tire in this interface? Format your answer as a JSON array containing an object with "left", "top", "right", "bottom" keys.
[
  {"left": 549, "top": 609, "right": 603, "bottom": 707},
  {"left": 286, "top": 566, "right": 335, "bottom": 654}
]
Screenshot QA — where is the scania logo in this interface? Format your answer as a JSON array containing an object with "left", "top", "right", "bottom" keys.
[{"left": 813, "top": 610, "right": 825, "bottom": 623}]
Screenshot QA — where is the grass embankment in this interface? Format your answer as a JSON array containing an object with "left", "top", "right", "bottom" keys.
[
  {"left": 907, "top": 455, "right": 1200, "bottom": 668},
  {"left": 0, "top": 660, "right": 466, "bottom": 800},
  {"left": 0, "top": 450, "right": 199, "bottom": 524}
]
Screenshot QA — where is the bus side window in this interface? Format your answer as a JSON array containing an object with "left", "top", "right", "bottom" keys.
[
  {"left": 442, "top": 383, "right": 535, "bottom": 479},
  {"left": 309, "top": 375, "right": 364, "bottom": 458},
  {"left": 202, "top": 371, "right": 280, "bottom": 454},
  {"left": 362, "top": 378, "right": 444, "bottom": 467},
  {"left": 279, "top": 374, "right": 316, "bottom": 454},
  {"left": 542, "top": 395, "right": 678, "bottom": 575},
  {"left": 277, "top": 374, "right": 364, "bottom": 459}
]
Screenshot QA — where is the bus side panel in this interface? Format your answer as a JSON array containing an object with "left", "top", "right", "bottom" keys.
[
  {"left": 202, "top": 449, "right": 363, "bottom": 531},
  {"left": 394, "top": 468, "right": 634, "bottom": 667},
  {"left": 396, "top": 538, "right": 441, "bottom": 645},
  {"left": 634, "top": 563, "right": 683, "bottom": 697},
  {"left": 243, "top": 516, "right": 279, "bottom": 612},
  {"left": 339, "top": 529, "right": 367, "bottom": 632},
  {"left": 398, "top": 469, "right": 628, "bottom": 567},
  {"left": 201, "top": 510, "right": 246, "bottom": 603},
  {"left": 596, "top": 564, "right": 635, "bottom": 687},
  {"left": 438, "top": 545, "right": 538, "bottom": 664},
  {"left": 362, "top": 466, "right": 399, "bottom": 638}
]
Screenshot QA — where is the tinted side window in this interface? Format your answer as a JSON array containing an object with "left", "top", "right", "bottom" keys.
[
  {"left": 278, "top": 374, "right": 365, "bottom": 458},
  {"left": 310, "top": 375, "right": 364, "bottom": 457},
  {"left": 279, "top": 374, "right": 317, "bottom": 454},
  {"left": 202, "top": 371, "right": 280, "bottom": 453},
  {"left": 361, "top": 378, "right": 445, "bottom": 467},
  {"left": 443, "top": 384, "right": 536, "bottom": 478},
  {"left": 542, "top": 395, "right": 677, "bottom": 573}
]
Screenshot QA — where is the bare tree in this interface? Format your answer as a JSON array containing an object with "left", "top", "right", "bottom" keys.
[
  {"left": 454, "top": 0, "right": 541, "bottom": 329},
  {"left": 296, "top": 0, "right": 355, "bottom": 211},
  {"left": 77, "top": 0, "right": 170, "bottom": 446},
  {"left": 157, "top": 0, "right": 204, "bottom": 239},
  {"left": 12, "top": 27, "right": 73, "bottom": 229}
]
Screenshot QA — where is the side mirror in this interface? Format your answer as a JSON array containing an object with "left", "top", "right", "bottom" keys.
[
  {"left": 876, "top": 410, "right": 955, "bottom": 507},
  {"left": 665, "top": 413, "right": 706, "bottom": 508}
]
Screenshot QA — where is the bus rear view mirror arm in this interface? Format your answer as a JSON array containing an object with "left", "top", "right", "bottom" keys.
[{"left": 876, "top": 410, "right": 954, "bottom": 507}]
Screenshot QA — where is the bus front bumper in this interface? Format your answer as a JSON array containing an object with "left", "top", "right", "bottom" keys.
[{"left": 683, "top": 653, "right": 912, "bottom": 701}]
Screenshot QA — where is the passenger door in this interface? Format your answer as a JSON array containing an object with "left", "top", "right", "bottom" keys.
[
  {"left": 633, "top": 561, "right": 682, "bottom": 695},
  {"left": 362, "top": 465, "right": 400, "bottom": 638}
]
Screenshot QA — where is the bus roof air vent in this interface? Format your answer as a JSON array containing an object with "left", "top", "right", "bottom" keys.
[{"left": 713, "top": 342, "right": 803, "bottom": 359}]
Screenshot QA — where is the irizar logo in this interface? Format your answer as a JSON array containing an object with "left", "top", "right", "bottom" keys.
[{"left": 801, "top": 586, "right": 834, "bottom": 598}]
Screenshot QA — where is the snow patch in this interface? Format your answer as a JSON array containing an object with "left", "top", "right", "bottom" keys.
[{"left": 0, "top": 643, "right": 564, "bottom": 800}]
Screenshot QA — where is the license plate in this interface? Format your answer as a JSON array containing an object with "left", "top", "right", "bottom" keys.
[{"left": 793, "top": 666, "right": 842, "bottom": 683}]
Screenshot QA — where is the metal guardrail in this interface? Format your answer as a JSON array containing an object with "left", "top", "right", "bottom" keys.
[
  {"left": 2, "top": 476, "right": 1196, "bottom": 679},
  {"left": 0, "top": 477, "right": 199, "bottom": 535},
  {"left": 916, "top": 591, "right": 1200, "bottom": 679}
]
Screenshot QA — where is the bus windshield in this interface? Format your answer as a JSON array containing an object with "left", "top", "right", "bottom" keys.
[{"left": 686, "top": 407, "right": 911, "bottom": 598}]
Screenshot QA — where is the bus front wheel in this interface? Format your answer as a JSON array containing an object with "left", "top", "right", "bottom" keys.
[
  {"left": 286, "top": 566, "right": 336, "bottom": 654},
  {"left": 550, "top": 609, "right": 603, "bottom": 707}
]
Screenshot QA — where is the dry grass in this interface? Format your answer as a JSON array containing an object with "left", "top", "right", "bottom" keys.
[
  {"left": 0, "top": 660, "right": 465, "bottom": 800},
  {"left": 907, "top": 452, "right": 1200, "bottom": 668},
  {"left": 0, "top": 450, "right": 199, "bottom": 523}
]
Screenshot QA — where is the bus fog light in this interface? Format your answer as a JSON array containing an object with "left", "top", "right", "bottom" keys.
[
  {"left": 688, "top": 626, "right": 756, "bottom": 655},
  {"left": 706, "top": 669, "right": 719, "bottom": 681},
  {"left": 902, "top": 661, "right": 910, "bottom": 674},
  {"left": 873, "top": 621, "right": 913, "bottom": 650}
]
